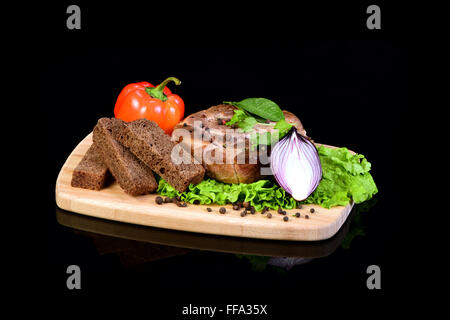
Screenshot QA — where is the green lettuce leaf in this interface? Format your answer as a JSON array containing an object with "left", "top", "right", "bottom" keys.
[
  {"left": 301, "top": 146, "right": 378, "bottom": 208},
  {"left": 157, "top": 178, "right": 297, "bottom": 211},
  {"left": 157, "top": 146, "right": 378, "bottom": 210}
]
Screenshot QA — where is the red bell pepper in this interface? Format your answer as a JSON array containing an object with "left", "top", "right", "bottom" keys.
[{"left": 114, "top": 77, "right": 184, "bottom": 134}]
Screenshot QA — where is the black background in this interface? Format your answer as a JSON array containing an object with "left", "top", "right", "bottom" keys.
[{"left": 39, "top": 1, "right": 408, "bottom": 315}]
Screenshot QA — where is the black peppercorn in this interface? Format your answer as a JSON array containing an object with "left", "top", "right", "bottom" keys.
[
  {"left": 243, "top": 202, "right": 250, "bottom": 208},
  {"left": 155, "top": 196, "right": 163, "bottom": 205},
  {"left": 207, "top": 207, "right": 212, "bottom": 212},
  {"left": 295, "top": 212, "right": 301, "bottom": 218},
  {"left": 305, "top": 215, "right": 309, "bottom": 219},
  {"left": 283, "top": 216, "right": 289, "bottom": 222},
  {"left": 267, "top": 213, "right": 272, "bottom": 219},
  {"left": 250, "top": 207, "right": 256, "bottom": 214},
  {"left": 219, "top": 207, "right": 226, "bottom": 214},
  {"left": 310, "top": 208, "right": 315, "bottom": 213},
  {"left": 240, "top": 211, "right": 246, "bottom": 217}
]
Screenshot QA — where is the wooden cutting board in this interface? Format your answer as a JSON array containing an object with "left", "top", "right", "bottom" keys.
[{"left": 55, "top": 133, "right": 354, "bottom": 241}]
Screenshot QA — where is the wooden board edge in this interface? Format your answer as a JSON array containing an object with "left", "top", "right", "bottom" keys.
[{"left": 55, "top": 186, "right": 354, "bottom": 241}]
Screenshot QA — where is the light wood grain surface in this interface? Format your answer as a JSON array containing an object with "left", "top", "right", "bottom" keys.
[{"left": 55, "top": 133, "right": 354, "bottom": 241}]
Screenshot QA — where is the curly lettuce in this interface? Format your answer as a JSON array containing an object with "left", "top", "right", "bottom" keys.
[
  {"left": 302, "top": 146, "right": 378, "bottom": 208},
  {"left": 157, "top": 178, "right": 297, "bottom": 211},
  {"left": 157, "top": 146, "right": 378, "bottom": 210}
]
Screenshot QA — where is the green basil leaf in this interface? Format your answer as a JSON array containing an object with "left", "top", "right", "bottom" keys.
[
  {"left": 238, "top": 116, "right": 257, "bottom": 132},
  {"left": 250, "top": 131, "right": 275, "bottom": 148},
  {"left": 226, "top": 109, "right": 247, "bottom": 126},
  {"left": 225, "top": 98, "right": 284, "bottom": 121},
  {"left": 273, "top": 119, "right": 293, "bottom": 138}
]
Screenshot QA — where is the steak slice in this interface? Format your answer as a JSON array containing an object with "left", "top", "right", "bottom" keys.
[{"left": 171, "top": 104, "right": 305, "bottom": 184}]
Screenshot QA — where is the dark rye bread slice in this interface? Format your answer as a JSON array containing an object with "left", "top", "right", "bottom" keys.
[
  {"left": 71, "top": 143, "right": 111, "bottom": 190},
  {"left": 93, "top": 118, "right": 158, "bottom": 196},
  {"left": 115, "top": 118, "right": 205, "bottom": 192}
]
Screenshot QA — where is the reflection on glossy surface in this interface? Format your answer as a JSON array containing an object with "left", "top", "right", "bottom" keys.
[
  {"left": 268, "top": 257, "right": 314, "bottom": 270},
  {"left": 55, "top": 202, "right": 368, "bottom": 270}
]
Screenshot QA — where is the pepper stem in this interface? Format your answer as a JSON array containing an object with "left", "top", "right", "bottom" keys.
[{"left": 146, "top": 77, "right": 181, "bottom": 101}]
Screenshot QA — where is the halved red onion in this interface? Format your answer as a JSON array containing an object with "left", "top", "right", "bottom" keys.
[{"left": 270, "top": 128, "right": 322, "bottom": 201}]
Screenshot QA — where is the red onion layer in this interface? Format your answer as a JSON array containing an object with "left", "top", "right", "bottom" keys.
[{"left": 270, "top": 129, "right": 322, "bottom": 201}]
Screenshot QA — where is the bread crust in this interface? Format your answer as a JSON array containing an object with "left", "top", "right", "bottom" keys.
[
  {"left": 114, "top": 118, "right": 205, "bottom": 192},
  {"left": 71, "top": 143, "right": 110, "bottom": 190},
  {"left": 93, "top": 118, "right": 158, "bottom": 195}
]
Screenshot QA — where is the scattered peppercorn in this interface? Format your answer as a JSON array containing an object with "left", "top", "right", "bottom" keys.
[
  {"left": 233, "top": 204, "right": 240, "bottom": 210},
  {"left": 295, "top": 212, "right": 301, "bottom": 218},
  {"left": 240, "top": 211, "right": 247, "bottom": 217},
  {"left": 267, "top": 213, "right": 272, "bottom": 219},
  {"left": 219, "top": 207, "right": 226, "bottom": 214},
  {"left": 305, "top": 215, "right": 309, "bottom": 219},
  {"left": 155, "top": 196, "right": 163, "bottom": 205},
  {"left": 163, "top": 197, "right": 172, "bottom": 203},
  {"left": 250, "top": 207, "right": 256, "bottom": 214},
  {"left": 207, "top": 207, "right": 212, "bottom": 212},
  {"left": 243, "top": 202, "right": 250, "bottom": 208},
  {"left": 174, "top": 200, "right": 184, "bottom": 207},
  {"left": 261, "top": 207, "right": 268, "bottom": 214},
  {"left": 283, "top": 216, "right": 289, "bottom": 222},
  {"left": 277, "top": 207, "right": 283, "bottom": 214},
  {"left": 193, "top": 199, "right": 200, "bottom": 205},
  {"left": 310, "top": 208, "right": 315, "bottom": 213}
]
